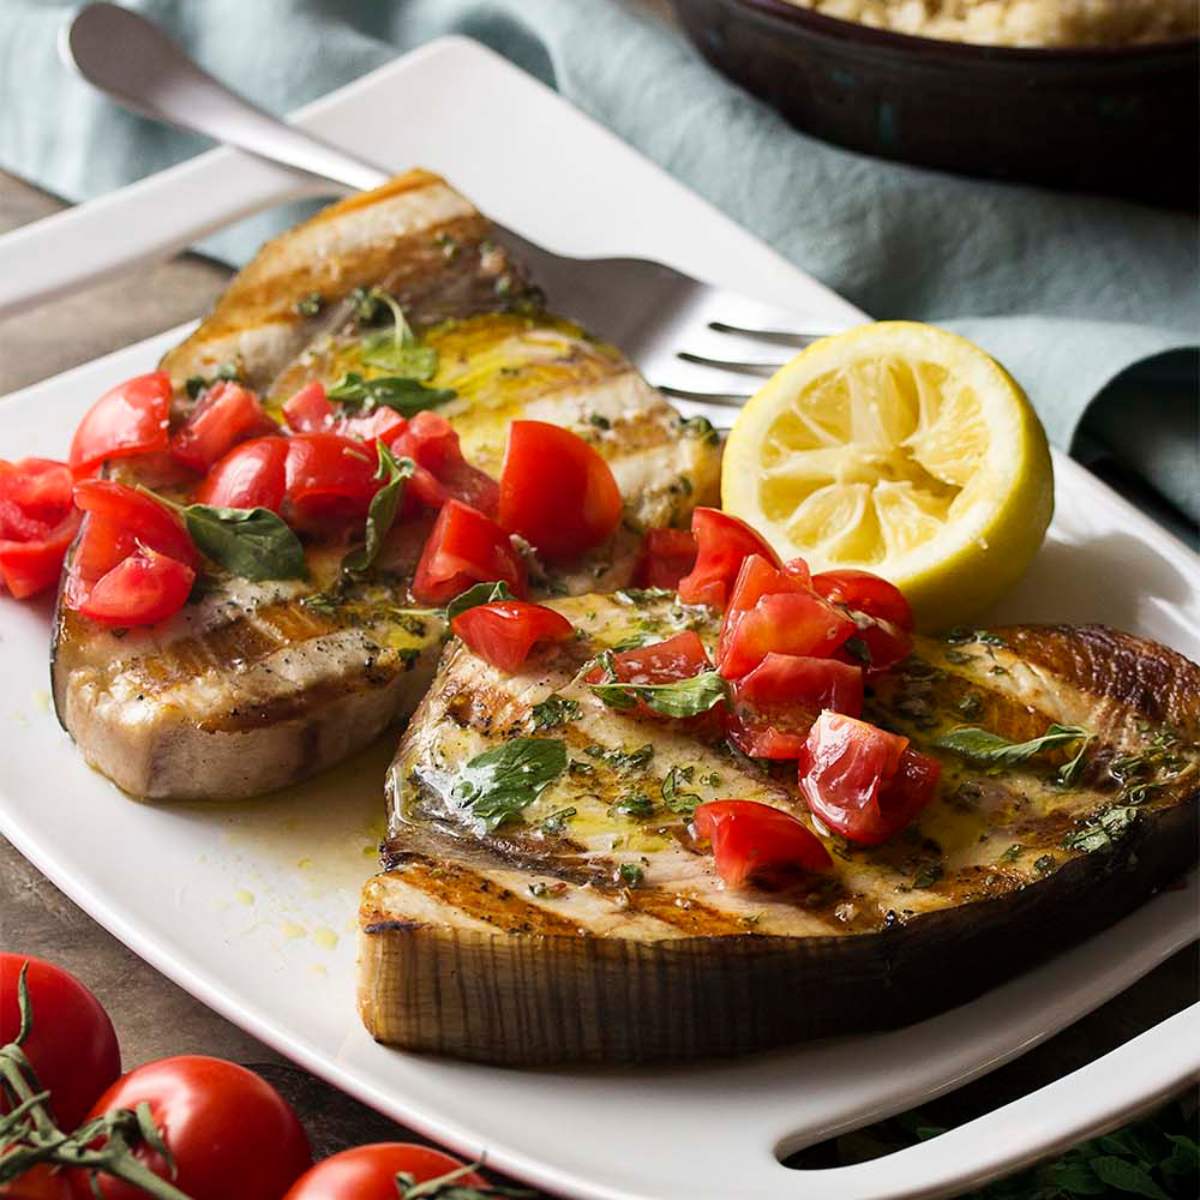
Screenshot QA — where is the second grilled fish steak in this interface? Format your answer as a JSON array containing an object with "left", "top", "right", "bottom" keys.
[
  {"left": 50, "top": 172, "right": 721, "bottom": 801},
  {"left": 358, "top": 593, "right": 1199, "bottom": 1063}
]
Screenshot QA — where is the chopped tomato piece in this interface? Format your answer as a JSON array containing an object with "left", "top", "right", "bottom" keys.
[
  {"left": 194, "top": 436, "right": 289, "bottom": 512},
  {"left": 0, "top": 459, "right": 79, "bottom": 599},
  {"left": 389, "top": 412, "right": 499, "bottom": 516},
  {"left": 592, "top": 630, "right": 712, "bottom": 686},
  {"left": 69, "top": 371, "right": 173, "bottom": 477},
  {"left": 497, "top": 420, "right": 621, "bottom": 561},
  {"left": 282, "top": 432, "right": 378, "bottom": 532},
  {"left": 170, "top": 381, "right": 275, "bottom": 473},
  {"left": 728, "top": 653, "right": 863, "bottom": 759},
  {"left": 811, "top": 569, "right": 913, "bottom": 630},
  {"left": 411, "top": 499, "right": 527, "bottom": 605},
  {"left": 0, "top": 458, "right": 73, "bottom": 520},
  {"left": 451, "top": 600, "right": 573, "bottom": 672},
  {"left": 716, "top": 555, "right": 856, "bottom": 679},
  {"left": 634, "top": 528, "right": 698, "bottom": 590},
  {"left": 693, "top": 800, "right": 831, "bottom": 889},
  {"left": 676, "top": 508, "right": 781, "bottom": 609},
  {"left": 282, "top": 381, "right": 336, "bottom": 434},
  {"left": 76, "top": 545, "right": 194, "bottom": 627},
  {"left": 338, "top": 407, "right": 408, "bottom": 444},
  {"left": 797, "top": 711, "right": 940, "bottom": 845},
  {"left": 841, "top": 616, "right": 913, "bottom": 676},
  {"left": 72, "top": 480, "right": 197, "bottom": 574},
  {"left": 0, "top": 510, "right": 80, "bottom": 599}
]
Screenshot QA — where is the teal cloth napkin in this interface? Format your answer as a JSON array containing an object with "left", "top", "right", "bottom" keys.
[{"left": 2, "top": 0, "right": 1196, "bottom": 531}]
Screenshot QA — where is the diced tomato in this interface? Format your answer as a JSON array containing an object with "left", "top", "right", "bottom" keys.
[
  {"left": 497, "top": 420, "right": 621, "bottom": 561},
  {"left": 693, "top": 800, "right": 831, "bottom": 889},
  {"left": 72, "top": 480, "right": 197, "bottom": 574},
  {"left": 797, "top": 711, "right": 941, "bottom": 845},
  {"left": 811, "top": 569, "right": 913, "bottom": 630},
  {"left": 169, "top": 381, "right": 275, "bottom": 473},
  {"left": 194, "top": 436, "right": 288, "bottom": 512},
  {"left": 282, "top": 433, "right": 378, "bottom": 532},
  {"left": 634, "top": 528, "right": 697, "bottom": 590},
  {"left": 282, "top": 381, "right": 336, "bottom": 434},
  {"left": 411, "top": 499, "right": 527, "bottom": 605},
  {"left": 716, "top": 555, "right": 856, "bottom": 679},
  {"left": 76, "top": 545, "right": 195, "bottom": 627},
  {"left": 69, "top": 371, "right": 173, "bottom": 477},
  {"left": 728, "top": 653, "right": 863, "bottom": 759},
  {"left": 451, "top": 600, "right": 573, "bottom": 673},
  {"left": 389, "top": 412, "right": 499, "bottom": 516},
  {"left": 676, "top": 508, "right": 781, "bottom": 609},
  {"left": 338, "top": 408, "right": 408, "bottom": 444},
  {"left": 0, "top": 510, "right": 80, "bottom": 599},
  {"left": 592, "top": 630, "right": 712, "bottom": 686},
  {"left": 842, "top": 616, "right": 914, "bottom": 676},
  {"left": 0, "top": 458, "right": 74, "bottom": 520}
]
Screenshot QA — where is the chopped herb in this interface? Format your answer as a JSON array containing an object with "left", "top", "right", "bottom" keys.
[
  {"left": 945, "top": 627, "right": 1006, "bottom": 647},
  {"left": 350, "top": 285, "right": 386, "bottom": 323},
  {"left": 1033, "top": 854, "right": 1057, "bottom": 875},
  {"left": 943, "top": 648, "right": 975, "bottom": 666},
  {"left": 700, "top": 771, "right": 721, "bottom": 787},
  {"left": 294, "top": 291, "right": 324, "bottom": 317},
  {"left": 842, "top": 636, "right": 872, "bottom": 666},
  {"left": 567, "top": 760, "right": 596, "bottom": 778},
  {"left": 451, "top": 737, "right": 567, "bottom": 832},
  {"left": 681, "top": 414, "right": 720, "bottom": 445},
  {"left": 433, "top": 231, "right": 460, "bottom": 260},
  {"left": 609, "top": 791, "right": 655, "bottom": 819},
  {"left": 1056, "top": 733, "right": 1094, "bottom": 788},
  {"left": 445, "top": 580, "right": 514, "bottom": 621},
  {"left": 539, "top": 806, "right": 577, "bottom": 836},
  {"left": 584, "top": 743, "right": 655, "bottom": 774},
  {"left": 999, "top": 843, "right": 1022, "bottom": 863},
  {"left": 1063, "top": 805, "right": 1140, "bottom": 854},
  {"left": 184, "top": 361, "right": 241, "bottom": 399},
  {"left": 911, "top": 863, "right": 943, "bottom": 889},
  {"left": 590, "top": 670, "right": 728, "bottom": 720},
  {"left": 934, "top": 723, "right": 1090, "bottom": 770},
  {"left": 617, "top": 863, "right": 644, "bottom": 888},
  {"left": 529, "top": 695, "right": 582, "bottom": 731},
  {"left": 327, "top": 371, "right": 456, "bottom": 417},
  {"left": 614, "top": 587, "right": 675, "bottom": 605},
  {"left": 661, "top": 764, "right": 701, "bottom": 816},
  {"left": 587, "top": 413, "right": 611, "bottom": 430},
  {"left": 342, "top": 443, "right": 414, "bottom": 574}
]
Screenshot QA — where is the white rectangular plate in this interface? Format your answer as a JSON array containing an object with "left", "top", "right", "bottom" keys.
[{"left": 0, "top": 38, "right": 1196, "bottom": 1200}]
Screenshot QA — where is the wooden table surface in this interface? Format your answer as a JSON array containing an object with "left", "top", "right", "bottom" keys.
[{"left": 0, "top": 167, "right": 1195, "bottom": 1193}]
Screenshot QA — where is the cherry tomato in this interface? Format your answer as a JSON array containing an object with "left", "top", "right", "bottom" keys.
[
  {"left": 693, "top": 800, "right": 831, "bottom": 889},
  {"left": 412, "top": 499, "right": 526, "bottom": 605},
  {"left": 282, "top": 1144, "right": 486, "bottom": 1200},
  {"left": 169, "top": 381, "right": 274, "bottom": 473},
  {"left": 283, "top": 432, "right": 378, "bottom": 532},
  {"left": 76, "top": 545, "right": 194, "bottom": 627},
  {"left": 0, "top": 1164, "right": 72, "bottom": 1200},
  {"left": 716, "top": 555, "right": 856, "bottom": 679},
  {"left": 676, "top": 508, "right": 781, "bottom": 609},
  {"left": 797, "top": 711, "right": 941, "bottom": 845},
  {"left": 389, "top": 412, "right": 499, "bottom": 516},
  {"left": 0, "top": 460, "right": 79, "bottom": 599},
  {"left": 728, "top": 653, "right": 863, "bottom": 759},
  {"left": 811, "top": 569, "right": 913, "bottom": 630},
  {"left": 281, "top": 381, "right": 335, "bottom": 433},
  {"left": 634, "top": 528, "right": 697, "bottom": 590},
  {"left": 194, "top": 436, "right": 288, "bottom": 512},
  {"left": 497, "top": 420, "right": 621, "bottom": 561},
  {"left": 0, "top": 955, "right": 120, "bottom": 1131},
  {"left": 74, "top": 1056, "right": 310, "bottom": 1200},
  {"left": 452, "top": 600, "right": 573, "bottom": 673},
  {"left": 69, "top": 372, "right": 172, "bottom": 477}
]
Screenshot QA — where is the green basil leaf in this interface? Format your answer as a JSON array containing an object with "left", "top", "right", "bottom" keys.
[
  {"left": 445, "top": 580, "right": 515, "bottom": 621},
  {"left": 590, "top": 670, "right": 729, "bottom": 720},
  {"left": 327, "top": 372, "right": 456, "bottom": 417},
  {"left": 361, "top": 331, "right": 439, "bottom": 380},
  {"left": 661, "top": 764, "right": 701, "bottom": 816},
  {"left": 343, "top": 443, "right": 414, "bottom": 574},
  {"left": 183, "top": 504, "right": 306, "bottom": 582},
  {"left": 451, "top": 737, "right": 568, "bottom": 832},
  {"left": 529, "top": 695, "right": 581, "bottom": 731},
  {"left": 933, "top": 723, "right": 1089, "bottom": 768}
]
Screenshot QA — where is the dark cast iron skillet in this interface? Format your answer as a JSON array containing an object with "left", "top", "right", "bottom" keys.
[{"left": 672, "top": 0, "right": 1199, "bottom": 208}]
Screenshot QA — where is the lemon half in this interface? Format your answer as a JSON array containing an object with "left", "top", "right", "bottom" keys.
[{"left": 721, "top": 322, "right": 1053, "bottom": 630}]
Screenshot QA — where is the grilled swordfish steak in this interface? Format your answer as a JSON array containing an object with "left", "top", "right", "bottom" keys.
[
  {"left": 359, "top": 594, "right": 1199, "bottom": 1064},
  {"left": 50, "top": 171, "right": 721, "bottom": 801}
]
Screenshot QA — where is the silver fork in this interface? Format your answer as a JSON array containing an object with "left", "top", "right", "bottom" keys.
[{"left": 56, "top": 2, "right": 846, "bottom": 424}]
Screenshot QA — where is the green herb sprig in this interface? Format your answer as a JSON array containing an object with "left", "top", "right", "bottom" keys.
[
  {"left": 343, "top": 442, "right": 414, "bottom": 575},
  {"left": 452, "top": 738, "right": 568, "bottom": 832},
  {"left": 934, "top": 724, "right": 1091, "bottom": 780},
  {"left": 589, "top": 668, "right": 728, "bottom": 720}
]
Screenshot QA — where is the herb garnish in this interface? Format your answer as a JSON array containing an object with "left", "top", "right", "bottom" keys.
[
  {"left": 934, "top": 724, "right": 1090, "bottom": 775},
  {"left": 294, "top": 292, "right": 324, "bottom": 317},
  {"left": 1063, "top": 804, "right": 1141, "bottom": 854},
  {"left": 328, "top": 371, "right": 456, "bottom": 417},
  {"left": 945, "top": 627, "right": 1006, "bottom": 647},
  {"left": 609, "top": 791, "right": 655, "bottom": 820},
  {"left": 617, "top": 863, "right": 645, "bottom": 888},
  {"left": 451, "top": 738, "right": 568, "bottom": 832},
  {"left": 842, "top": 636, "right": 872, "bottom": 666},
  {"left": 445, "top": 580, "right": 515, "bottom": 621},
  {"left": 661, "top": 764, "right": 702, "bottom": 816},
  {"left": 584, "top": 743, "right": 655, "bottom": 774},
  {"left": 185, "top": 360, "right": 241, "bottom": 399},
  {"left": 530, "top": 695, "right": 582, "bottom": 731},
  {"left": 681, "top": 414, "right": 720, "bottom": 444},
  {"left": 539, "top": 806, "right": 577, "bottom": 836},
  {"left": 590, "top": 669, "right": 728, "bottom": 720},
  {"left": 342, "top": 442, "right": 414, "bottom": 574},
  {"left": 352, "top": 287, "right": 439, "bottom": 379}
]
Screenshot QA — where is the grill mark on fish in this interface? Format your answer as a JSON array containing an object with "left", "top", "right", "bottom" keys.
[{"left": 622, "top": 890, "right": 756, "bottom": 936}]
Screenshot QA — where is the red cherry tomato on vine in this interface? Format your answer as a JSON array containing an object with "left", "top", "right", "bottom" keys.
[
  {"left": 0, "top": 1165, "right": 72, "bottom": 1200},
  {"left": 282, "top": 1143, "right": 486, "bottom": 1200},
  {"left": 497, "top": 420, "right": 620, "bottom": 561},
  {"left": 170, "top": 381, "right": 274, "bottom": 473},
  {"left": 74, "top": 1056, "right": 310, "bottom": 1200},
  {"left": 634, "top": 528, "right": 697, "bottom": 590},
  {"left": 693, "top": 800, "right": 831, "bottom": 889},
  {"left": 797, "top": 711, "right": 941, "bottom": 845},
  {"left": 676, "top": 508, "right": 780, "bottom": 609},
  {"left": 411, "top": 499, "right": 526, "bottom": 605},
  {"left": 69, "top": 372, "right": 172, "bottom": 477},
  {"left": 194, "top": 437, "right": 288, "bottom": 512},
  {"left": 0, "top": 955, "right": 120, "bottom": 1131},
  {"left": 452, "top": 600, "right": 573, "bottom": 673}
]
